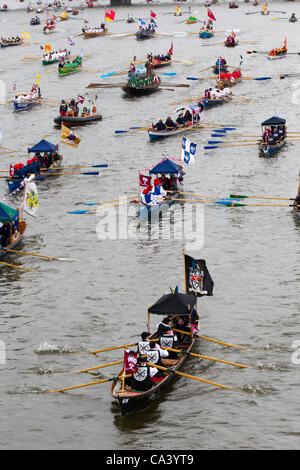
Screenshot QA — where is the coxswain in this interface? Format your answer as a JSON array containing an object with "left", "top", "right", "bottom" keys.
[{"left": 130, "top": 356, "right": 158, "bottom": 391}]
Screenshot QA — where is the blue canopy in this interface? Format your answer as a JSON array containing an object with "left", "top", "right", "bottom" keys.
[
  {"left": 149, "top": 158, "right": 181, "bottom": 175},
  {"left": 0, "top": 202, "right": 18, "bottom": 223},
  {"left": 28, "top": 139, "right": 58, "bottom": 154}
]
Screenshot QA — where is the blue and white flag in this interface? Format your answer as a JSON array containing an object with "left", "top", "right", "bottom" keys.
[
  {"left": 181, "top": 136, "right": 197, "bottom": 165},
  {"left": 139, "top": 18, "right": 146, "bottom": 25},
  {"left": 150, "top": 18, "right": 157, "bottom": 27},
  {"left": 68, "top": 36, "right": 75, "bottom": 46}
]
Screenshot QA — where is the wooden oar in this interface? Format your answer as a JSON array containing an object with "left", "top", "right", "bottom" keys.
[
  {"left": 173, "top": 328, "right": 250, "bottom": 350},
  {"left": 45, "top": 376, "right": 132, "bottom": 394},
  {"left": 3, "top": 248, "right": 74, "bottom": 261},
  {"left": 56, "top": 360, "right": 123, "bottom": 375},
  {"left": 229, "top": 194, "right": 295, "bottom": 201},
  {"left": 204, "top": 143, "right": 259, "bottom": 149},
  {"left": 0, "top": 145, "right": 19, "bottom": 152},
  {"left": 147, "top": 363, "right": 236, "bottom": 390},
  {"left": 0, "top": 261, "right": 33, "bottom": 272},
  {"left": 162, "top": 346, "right": 255, "bottom": 369}
]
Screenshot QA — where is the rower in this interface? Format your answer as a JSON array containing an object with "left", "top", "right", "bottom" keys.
[
  {"left": 278, "top": 125, "right": 285, "bottom": 140},
  {"left": 153, "top": 119, "right": 166, "bottom": 132},
  {"left": 183, "top": 110, "right": 192, "bottom": 124},
  {"left": 176, "top": 113, "right": 185, "bottom": 127},
  {"left": 165, "top": 116, "right": 176, "bottom": 129},
  {"left": 294, "top": 192, "right": 300, "bottom": 210},
  {"left": 130, "top": 356, "right": 158, "bottom": 392},
  {"left": 140, "top": 186, "right": 156, "bottom": 206},
  {"left": 146, "top": 341, "right": 169, "bottom": 367},
  {"left": 152, "top": 178, "right": 167, "bottom": 203},
  {"left": 159, "top": 327, "right": 178, "bottom": 358},
  {"left": 137, "top": 331, "right": 151, "bottom": 355}
]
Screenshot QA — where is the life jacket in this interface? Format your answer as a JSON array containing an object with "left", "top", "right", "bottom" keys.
[
  {"left": 144, "top": 192, "right": 153, "bottom": 204},
  {"left": 152, "top": 184, "right": 162, "bottom": 196},
  {"left": 146, "top": 348, "right": 163, "bottom": 366},
  {"left": 137, "top": 340, "right": 150, "bottom": 355},
  {"left": 131, "top": 365, "right": 152, "bottom": 391}
]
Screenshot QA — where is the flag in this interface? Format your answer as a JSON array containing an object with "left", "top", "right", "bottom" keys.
[
  {"left": 123, "top": 350, "right": 138, "bottom": 374},
  {"left": 23, "top": 179, "right": 39, "bottom": 218},
  {"left": 68, "top": 37, "right": 75, "bottom": 46},
  {"left": 139, "top": 18, "right": 146, "bottom": 25},
  {"left": 105, "top": 8, "right": 115, "bottom": 21},
  {"left": 168, "top": 42, "right": 173, "bottom": 56},
  {"left": 139, "top": 173, "right": 152, "bottom": 187},
  {"left": 240, "top": 55, "right": 243, "bottom": 66},
  {"left": 77, "top": 95, "right": 85, "bottom": 104},
  {"left": 9, "top": 164, "right": 14, "bottom": 178},
  {"left": 150, "top": 18, "right": 157, "bottom": 27},
  {"left": 60, "top": 124, "right": 81, "bottom": 148},
  {"left": 45, "top": 44, "right": 51, "bottom": 52},
  {"left": 184, "top": 254, "right": 214, "bottom": 297},
  {"left": 22, "top": 32, "right": 31, "bottom": 39},
  {"left": 284, "top": 37, "right": 287, "bottom": 48},
  {"left": 150, "top": 10, "right": 157, "bottom": 18},
  {"left": 207, "top": 8, "right": 216, "bottom": 21},
  {"left": 181, "top": 136, "right": 197, "bottom": 165}
]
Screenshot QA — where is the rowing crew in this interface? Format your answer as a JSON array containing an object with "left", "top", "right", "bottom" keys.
[
  {"left": 82, "top": 23, "right": 106, "bottom": 34},
  {"left": 140, "top": 174, "right": 182, "bottom": 206},
  {"left": 152, "top": 108, "right": 202, "bottom": 132},
  {"left": 1, "top": 36, "right": 22, "bottom": 43},
  {"left": 42, "top": 49, "right": 70, "bottom": 61},
  {"left": 125, "top": 313, "right": 199, "bottom": 392},
  {"left": 204, "top": 85, "right": 232, "bottom": 100},
  {"left": 14, "top": 84, "right": 41, "bottom": 102},
  {"left": 261, "top": 125, "right": 286, "bottom": 145}
]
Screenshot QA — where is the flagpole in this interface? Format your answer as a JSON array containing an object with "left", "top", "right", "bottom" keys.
[{"left": 183, "top": 248, "right": 187, "bottom": 294}]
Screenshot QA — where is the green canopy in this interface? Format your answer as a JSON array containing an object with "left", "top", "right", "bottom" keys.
[{"left": 0, "top": 202, "right": 18, "bottom": 223}]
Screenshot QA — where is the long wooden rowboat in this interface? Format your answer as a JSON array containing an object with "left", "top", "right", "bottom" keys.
[
  {"left": 200, "top": 30, "right": 214, "bottom": 39},
  {"left": 216, "top": 77, "right": 241, "bottom": 88},
  {"left": 122, "top": 80, "right": 161, "bottom": 97},
  {"left": 7, "top": 165, "right": 62, "bottom": 193},
  {"left": 259, "top": 139, "right": 286, "bottom": 156},
  {"left": 0, "top": 40, "right": 23, "bottom": 48},
  {"left": 203, "top": 97, "right": 230, "bottom": 108},
  {"left": 0, "top": 229, "right": 25, "bottom": 259},
  {"left": 225, "top": 39, "right": 239, "bottom": 48},
  {"left": 152, "top": 57, "right": 172, "bottom": 69},
  {"left": 148, "top": 123, "right": 202, "bottom": 142},
  {"left": 259, "top": 115, "right": 286, "bottom": 156},
  {"left": 111, "top": 292, "right": 198, "bottom": 415},
  {"left": 136, "top": 30, "right": 155, "bottom": 40},
  {"left": 54, "top": 113, "right": 102, "bottom": 126},
  {"left": 58, "top": 63, "right": 82, "bottom": 76},
  {"left": 13, "top": 98, "right": 42, "bottom": 112},
  {"left": 83, "top": 29, "right": 109, "bottom": 38}
]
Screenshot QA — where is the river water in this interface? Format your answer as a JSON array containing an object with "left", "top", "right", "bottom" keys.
[{"left": 0, "top": 0, "right": 300, "bottom": 451}]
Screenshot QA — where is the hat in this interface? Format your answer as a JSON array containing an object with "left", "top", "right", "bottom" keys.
[
  {"left": 154, "top": 178, "right": 160, "bottom": 186},
  {"left": 143, "top": 187, "right": 150, "bottom": 194},
  {"left": 27, "top": 159, "right": 32, "bottom": 165}
]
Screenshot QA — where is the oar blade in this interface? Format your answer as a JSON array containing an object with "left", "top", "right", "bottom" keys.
[
  {"left": 68, "top": 210, "right": 89, "bottom": 214},
  {"left": 81, "top": 171, "right": 99, "bottom": 176},
  {"left": 91, "top": 164, "right": 108, "bottom": 168}
]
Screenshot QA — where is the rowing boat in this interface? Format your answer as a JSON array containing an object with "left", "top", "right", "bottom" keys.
[
  {"left": 111, "top": 291, "right": 197, "bottom": 415},
  {"left": 13, "top": 97, "right": 42, "bottom": 112},
  {"left": 43, "top": 24, "right": 56, "bottom": 34},
  {"left": 148, "top": 123, "right": 202, "bottom": 142},
  {"left": 212, "top": 64, "right": 228, "bottom": 74},
  {"left": 289, "top": 17, "right": 297, "bottom": 22},
  {"left": 82, "top": 28, "right": 109, "bottom": 38},
  {"left": 202, "top": 96, "right": 230, "bottom": 108},
  {"left": 0, "top": 39, "right": 23, "bottom": 48},
  {"left": 187, "top": 16, "right": 197, "bottom": 24},
  {"left": 267, "top": 52, "right": 287, "bottom": 60},
  {"left": 122, "top": 75, "right": 161, "bottom": 97},
  {"left": 225, "top": 38, "right": 239, "bottom": 47},
  {"left": 54, "top": 113, "right": 102, "bottom": 126},
  {"left": 200, "top": 30, "right": 214, "bottom": 39},
  {"left": 259, "top": 115, "right": 286, "bottom": 156},
  {"left": 0, "top": 203, "right": 27, "bottom": 259},
  {"left": 42, "top": 51, "right": 70, "bottom": 65},
  {"left": 30, "top": 16, "right": 40, "bottom": 25},
  {"left": 217, "top": 77, "right": 241, "bottom": 87},
  {"left": 58, "top": 57, "right": 82, "bottom": 76},
  {"left": 138, "top": 191, "right": 182, "bottom": 220},
  {"left": 136, "top": 29, "right": 155, "bottom": 40}
]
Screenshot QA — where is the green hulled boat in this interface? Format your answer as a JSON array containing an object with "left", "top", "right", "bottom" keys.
[{"left": 58, "top": 56, "right": 82, "bottom": 76}]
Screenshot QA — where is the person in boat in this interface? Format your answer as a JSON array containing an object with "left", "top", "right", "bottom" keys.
[
  {"left": 204, "top": 88, "right": 211, "bottom": 100},
  {"left": 151, "top": 178, "right": 167, "bottom": 204},
  {"left": 293, "top": 192, "right": 300, "bottom": 210},
  {"left": 59, "top": 99, "right": 68, "bottom": 116},
  {"left": 183, "top": 110, "right": 193, "bottom": 124},
  {"left": 130, "top": 356, "right": 158, "bottom": 392},
  {"left": 153, "top": 119, "right": 166, "bottom": 132},
  {"left": 146, "top": 341, "right": 171, "bottom": 372},
  {"left": 290, "top": 13, "right": 296, "bottom": 21},
  {"left": 165, "top": 116, "right": 176, "bottom": 130},
  {"left": 137, "top": 331, "right": 151, "bottom": 355},
  {"left": 277, "top": 125, "right": 286, "bottom": 140},
  {"left": 159, "top": 327, "right": 178, "bottom": 359},
  {"left": 145, "top": 60, "right": 153, "bottom": 76},
  {"left": 156, "top": 316, "right": 172, "bottom": 335},
  {"left": 140, "top": 186, "right": 157, "bottom": 206},
  {"left": 160, "top": 174, "right": 172, "bottom": 191},
  {"left": 176, "top": 113, "right": 185, "bottom": 127}
]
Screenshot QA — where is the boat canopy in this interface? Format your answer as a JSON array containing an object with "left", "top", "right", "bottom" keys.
[
  {"left": 149, "top": 158, "right": 181, "bottom": 175},
  {"left": 28, "top": 139, "right": 58, "bottom": 153},
  {"left": 0, "top": 202, "right": 18, "bottom": 223},
  {"left": 261, "top": 116, "right": 286, "bottom": 126},
  {"left": 148, "top": 291, "right": 197, "bottom": 316}
]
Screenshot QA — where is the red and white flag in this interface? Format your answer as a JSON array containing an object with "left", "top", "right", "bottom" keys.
[
  {"left": 168, "top": 41, "right": 173, "bottom": 56},
  {"left": 77, "top": 95, "right": 85, "bottom": 104},
  {"left": 150, "top": 10, "right": 157, "bottom": 18},
  {"left": 9, "top": 164, "right": 15, "bottom": 177},
  {"left": 123, "top": 350, "right": 138, "bottom": 374},
  {"left": 207, "top": 8, "right": 216, "bottom": 21},
  {"left": 139, "top": 173, "right": 152, "bottom": 187}
]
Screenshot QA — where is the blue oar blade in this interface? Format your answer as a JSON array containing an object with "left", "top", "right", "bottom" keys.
[
  {"left": 115, "top": 130, "right": 128, "bottom": 134},
  {"left": 68, "top": 210, "right": 89, "bottom": 214},
  {"left": 83, "top": 203, "right": 98, "bottom": 206},
  {"left": 129, "top": 126, "right": 142, "bottom": 129},
  {"left": 207, "top": 141, "right": 223, "bottom": 144},
  {"left": 100, "top": 72, "right": 117, "bottom": 78},
  {"left": 162, "top": 72, "right": 177, "bottom": 76},
  {"left": 254, "top": 77, "right": 272, "bottom": 81},
  {"left": 81, "top": 171, "right": 99, "bottom": 175},
  {"left": 211, "top": 134, "right": 224, "bottom": 137},
  {"left": 223, "top": 127, "right": 237, "bottom": 131},
  {"left": 91, "top": 164, "right": 108, "bottom": 168},
  {"left": 186, "top": 77, "right": 199, "bottom": 80},
  {"left": 213, "top": 129, "right": 226, "bottom": 133},
  {"left": 204, "top": 146, "right": 219, "bottom": 149}
]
